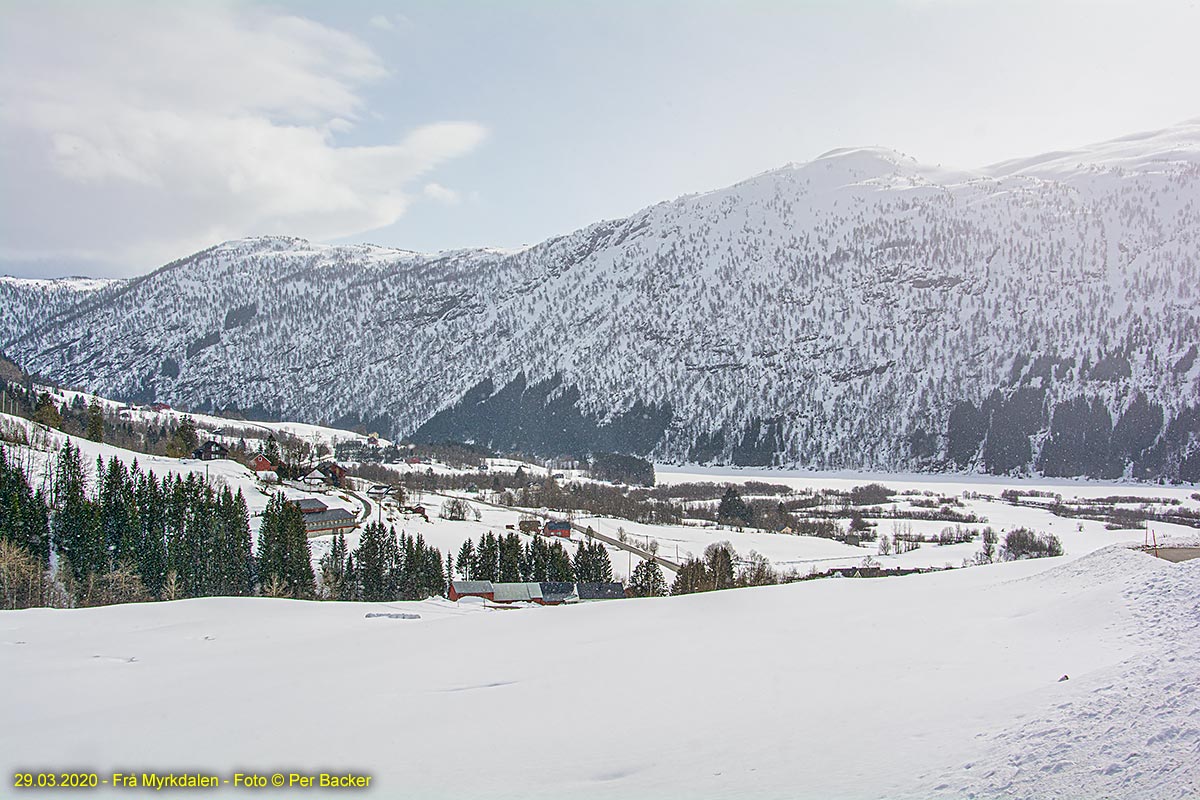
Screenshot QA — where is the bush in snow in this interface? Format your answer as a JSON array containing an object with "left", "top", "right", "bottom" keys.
[
  {"left": 439, "top": 497, "right": 479, "bottom": 521},
  {"left": 1000, "top": 528, "right": 1063, "bottom": 560}
]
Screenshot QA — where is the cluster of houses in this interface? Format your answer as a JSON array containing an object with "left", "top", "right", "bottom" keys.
[
  {"left": 448, "top": 580, "right": 627, "bottom": 605},
  {"left": 516, "top": 518, "right": 572, "bottom": 537}
]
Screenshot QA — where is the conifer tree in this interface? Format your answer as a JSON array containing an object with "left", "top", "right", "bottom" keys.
[
  {"left": 546, "top": 542, "right": 575, "bottom": 582},
  {"left": 262, "top": 436, "right": 281, "bottom": 466},
  {"left": 629, "top": 559, "right": 667, "bottom": 597},
  {"left": 0, "top": 445, "right": 50, "bottom": 564},
  {"left": 256, "top": 493, "right": 315, "bottom": 598},
  {"left": 52, "top": 440, "right": 104, "bottom": 587},
  {"left": 475, "top": 532, "right": 499, "bottom": 582},
  {"left": 498, "top": 532, "right": 522, "bottom": 582},
  {"left": 98, "top": 456, "right": 138, "bottom": 569},
  {"left": 211, "top": 487, "right": 252, "bottom": 595},
  {"left": 85, "top": 399, "right": 104, "bottom": 442},
  {"left": 32, "top": 392, "right": 62, "bottom": 429},
  {"left": 573, "top": 540, "right": 613, "bottom": 583},
  {"left": 134, "top": 470, "right": 167, "bottom": 597},
  {"left": 456, "top": 539, "right": 475, "bottom": 580},
  {"left": 717, "top": 486, "right": 753, "bottom": 527},
  {"left": 670, "top": 558, "right": 712, "bottom": 595},
  {"left": 320, "top": 531, "right": 349, "bottom": 599},
  {"left": 354, "top": 520, "right": 395, "bottom": 601}
]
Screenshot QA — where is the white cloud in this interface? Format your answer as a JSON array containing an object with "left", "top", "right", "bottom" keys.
[
  {"left": 0, "top": 2, "right": 485, "bottom": 273},
  {"left": 423, "top": 182, "right": 461, "bottom": 205},
  {"left": 368, "top": 14, "right": 395, "bottom": 31}
]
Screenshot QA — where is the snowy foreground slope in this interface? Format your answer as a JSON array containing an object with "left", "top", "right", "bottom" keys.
[{"left": 3, "top": 548, "right": 1197, "bottom": 799}]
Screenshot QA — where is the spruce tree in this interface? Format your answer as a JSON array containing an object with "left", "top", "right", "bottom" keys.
[
  {"left": 32, "top": 392, "right": 62, "bottom": 429},
  {"left": 573, "top": 540, "right": 613, "bottom": 583},
  {"left": 546, "top": 542, "right": 575, "bottom": 582},
  {"left": 670, "top": 558, "right": 712, "bottom": 595},
  {"left": 475, "top": 532, "right": 499, "bottom": 582},
  {"left": 257, "top": 492, "right": 315, "bottom": 598},
  {"left": 498, "top": 532, "right": 522, "bottom": 582},
  {"left": 0, "top": 445, "right": 50, "bottom": 564},
  {"left": 320, "top": 531, "right": 349, "bottom": 599},
  {"left": 85, "top": 399, "right": 104, "bottom": 442},
  {"left": 629, "top": 559, "right": 667, "bottom": 597},
  {"left": 134, "top": 470, "right": 167, "bottom": 597},
  {"left": 353, "top": 521, "right": 395, "bottom": 601},
  {"left": 98, "top": 456, "right": 138, "bottom": 569},
  {"left": 456, "top": 540, "right": 475, "bottom": 580},
  {"left": 717, "top": 486, "right": 753, "bottom": 527},
  {"left": 52, "top": 440, "right": 105, "bottom": 586}
]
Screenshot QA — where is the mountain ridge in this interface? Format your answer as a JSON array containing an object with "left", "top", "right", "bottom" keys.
[{"left": 3, "top": 120, "right": 1199, "bottom": 479}]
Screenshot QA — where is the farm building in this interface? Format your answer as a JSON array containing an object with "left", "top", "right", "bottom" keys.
[
  {"left": 492, "top": 583, "right": 543, "bottom": 604},
  {"left": 291, "top": 498, "right": 328, "bottom": 515},
  {"left": 302, "top": 508, "right": 356, "bottom": 537},
  {"left": 448, "top": 581, "right": 495, "bottom": 602},
  {"left": 577, "top": 583, "right": 626, "bottom": 601},
  {"left": 191, "top": 441, "right": 230, "bottom": 461},
  {"left": 319, "top": 462, "right": 348, "bottom": 487},
  {"left": 249, "top": 454, "right": 274, "bottom": 472},
  {"left": 544, "top": 520, "right": 572, "bottom": 538},
  {"left": 447, "top": 581, "right": 626, "bottom": 605},
  {"left": 538, "top": 582, "right": 578, "bottom": 605}
]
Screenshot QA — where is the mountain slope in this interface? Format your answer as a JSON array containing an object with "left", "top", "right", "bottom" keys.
[{"left": 3, "top": 122, "right": 1200, "bottom": 478}]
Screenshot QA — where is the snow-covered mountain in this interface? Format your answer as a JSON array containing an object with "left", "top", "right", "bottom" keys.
[{"left": 3, "top": 121, "right": 1200, "bottom": 479}]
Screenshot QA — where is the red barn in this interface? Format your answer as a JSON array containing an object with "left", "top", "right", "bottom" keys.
[
  {"left": 448, "top": 581, "right": 494, "bottom": 602},
  {"left": 544, "top": 520, "right": 572, "bottom": 538},
  {"left": 249, "top": 454, "right": 274, "bottom": 472}
]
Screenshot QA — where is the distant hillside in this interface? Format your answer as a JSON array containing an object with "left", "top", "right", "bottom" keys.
[{"left": 3, "top": 121, "right": 1200, "bottom": 480}]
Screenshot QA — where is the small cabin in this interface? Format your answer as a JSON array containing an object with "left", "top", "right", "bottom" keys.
[{"left": 544, "top": 520, "right": 572, "bottom": 538}]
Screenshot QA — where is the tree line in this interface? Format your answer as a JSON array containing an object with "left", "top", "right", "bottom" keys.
[
  {"left": 453, "top": 530, "right": 614, "bottom": 585},
  {"left": 0, "top": 440, "right": 318, "bottom": 608}
]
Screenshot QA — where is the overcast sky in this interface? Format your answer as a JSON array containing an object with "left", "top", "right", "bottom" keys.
[{"left": 2, "top": 0, "right": 1198, "bottom": 278}]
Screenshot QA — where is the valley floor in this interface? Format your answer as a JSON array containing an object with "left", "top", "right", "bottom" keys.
[{"left": 3, "top": 546, "right": 1197, "bottom": 799}]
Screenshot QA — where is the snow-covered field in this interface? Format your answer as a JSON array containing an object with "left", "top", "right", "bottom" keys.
[
  {"left": 2, "top": 547, "right": 1196, "bottom": 799},
  {"left": 648, "top": 465, "right": 1200, "bottom": 571},
  {"left": 3, "top": 418, "right": 1199, "bottom": 797}
]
